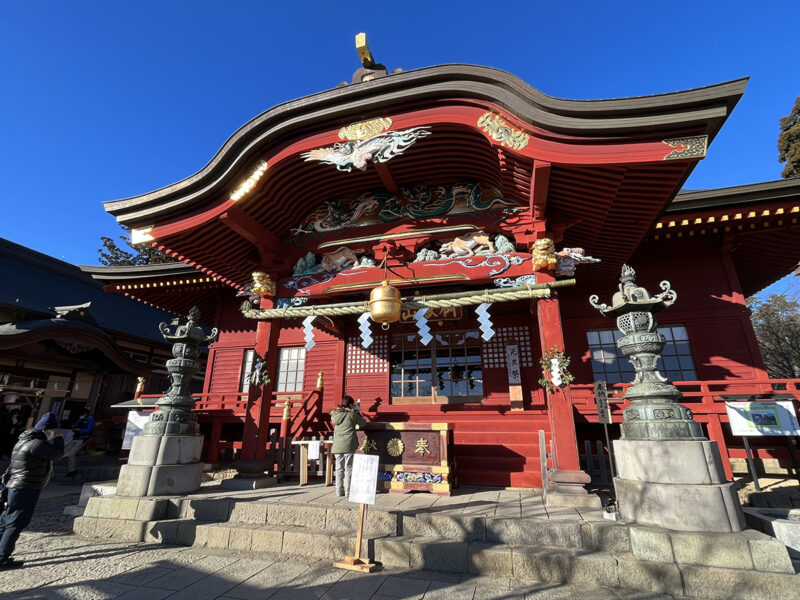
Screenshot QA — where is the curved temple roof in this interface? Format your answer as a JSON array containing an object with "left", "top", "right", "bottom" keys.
[
  {"left": 97, "top": 62, "right": 754, "bottom": 296},
  {"left": 104, "top": 64, "right": 747, "bottom": 226}
]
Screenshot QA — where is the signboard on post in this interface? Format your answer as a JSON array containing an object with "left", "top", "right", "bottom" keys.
[
  {"left": 335, "top": 453, "right": 380, "bottom": 573},
  {"left": 725, "top": 401, "right": 800, "bottom": 437},
  {"left": 349, "top": 453, "right": 379, "bottom": 505},
  {"left": 594, "top": 380, "right": 611, "bottom": 425},
  {"left": 122, "top": 411, "right": 149, "bottom": 450}
]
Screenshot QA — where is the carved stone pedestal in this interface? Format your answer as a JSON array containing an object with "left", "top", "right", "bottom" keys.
[
  {"left": 116, "top": 307, "right": 217, "bottom": 498},
  {"left": 614, "top": 439, "right": 745, "bottom": 533},
  {"left": 117, "top": 435, "right": 203, "bottom": 497}
]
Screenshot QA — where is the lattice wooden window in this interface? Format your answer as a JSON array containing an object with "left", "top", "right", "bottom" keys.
[
  {"left": 481, "top": 326, "right": 534, "bottom": 369},
  {"left": 276, "top": 347, "right": 306, "bottom": 393},
  {"left": 390, "top": 330, "right": 484, "bottom": 403},
  {"left": 587, "top": 325, "right": 697, "bottom": 384}
]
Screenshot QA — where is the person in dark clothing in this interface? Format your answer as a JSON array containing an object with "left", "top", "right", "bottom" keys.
[
  {"left": 65, "top": 409, "right": 94, "bottom": 478},
  {"left": 330, "top": 396, "right": 366, "bottom": 497},
  {"left": 0, "top": 412, "right": 64, "bottom": 570}
]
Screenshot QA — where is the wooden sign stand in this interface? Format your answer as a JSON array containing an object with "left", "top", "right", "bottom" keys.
[{"left": 332, "top": 503, "right": 378, "bottom": 572}]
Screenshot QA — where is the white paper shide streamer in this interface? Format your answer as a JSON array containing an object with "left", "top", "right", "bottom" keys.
[
  {"left": 302, "top": 315, "right": 316, "bottom": 351},
  {"left": 357, "top": 311, "right": 373, "bottom": 348}
]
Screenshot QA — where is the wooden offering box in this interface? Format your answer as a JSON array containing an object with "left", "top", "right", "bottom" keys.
[{"left": 356, "top": 422, "right": 453, "bottom": 495}]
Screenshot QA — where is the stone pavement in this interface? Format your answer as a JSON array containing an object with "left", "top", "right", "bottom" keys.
[{"left": 1, "top": 494, "right": 681, "bottom": 600}]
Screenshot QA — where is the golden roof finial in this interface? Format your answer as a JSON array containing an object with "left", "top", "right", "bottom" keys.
[{"left": 355, "top": 33, "right": 374, "bottom": 68}]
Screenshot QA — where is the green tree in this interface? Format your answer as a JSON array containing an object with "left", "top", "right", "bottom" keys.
[
  {"left": 748, "top": 294, "right": 800, "bottom": 379},
  {"left": 778, "top": 95, "right": 800, "bottom": 179},
  {"left": 98, "top": 225, "right": 175, "bottom": 266}
]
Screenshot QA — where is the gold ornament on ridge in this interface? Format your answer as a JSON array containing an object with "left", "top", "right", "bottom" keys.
[{"left": 339, "top": 117, "right": 393, "bottom": 141}]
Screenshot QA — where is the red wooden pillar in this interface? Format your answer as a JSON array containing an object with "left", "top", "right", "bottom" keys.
[
  {"left": 208, "top": 419, "right": 223, "bottom": 465},
  {"left": 240, "top": 295, "right": 278, "bottom": 462},
  {"left": 534, "top": 273, "right": 581, "bottom": 472}
]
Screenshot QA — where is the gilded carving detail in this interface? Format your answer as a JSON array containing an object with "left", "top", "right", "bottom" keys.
[
  {"left": 338, "top": 117, "right": 393, "bottom": 141},
  {"left": 387, "top": 438, "right": 405, "bottom": 456},
  {"left": 477, "top": 112, "right": 530, "bottom": 150},
  {"left": 414, "top": 438, "right": 431, "bottom": 456},
  {"left": 360, "top": 437, "right": 378, "bottom": 453},
  {"left": 230, "top": 160, "right": 268, "bottom": 202},
  {"left": 662, "top": 136, "right": 708, "bottom": 160},
  {"left": 531, "top": 238, "right": 558, "bottom": 272},
  {"left": 247, "top": 272, "right": 276, "bottom": 298}
]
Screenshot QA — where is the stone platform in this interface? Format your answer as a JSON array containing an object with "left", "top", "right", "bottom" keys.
[{"left": 72, "top": 482, "right": 800, "bottom": 599}]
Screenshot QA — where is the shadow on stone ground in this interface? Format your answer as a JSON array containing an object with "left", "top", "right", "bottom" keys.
[{"left": 0, "top": 495, "right": 683, "bottom": 600}]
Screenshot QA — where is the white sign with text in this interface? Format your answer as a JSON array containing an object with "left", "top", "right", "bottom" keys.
[{"left": 348, "top": 453, "right": 379, "bottom": 505}]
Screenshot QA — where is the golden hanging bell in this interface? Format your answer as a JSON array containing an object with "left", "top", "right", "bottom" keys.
[{"left": 369, "top": 280, "right": 402, "bottom": 330}]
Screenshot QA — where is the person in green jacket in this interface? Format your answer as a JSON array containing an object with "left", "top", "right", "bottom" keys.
[{"left": 330, "top": 395, "right": 366, "bottom": 497}]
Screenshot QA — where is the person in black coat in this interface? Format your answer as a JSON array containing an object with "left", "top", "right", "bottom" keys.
[{"left": 0, "top": 412, "right": 64, "bottom": 570}]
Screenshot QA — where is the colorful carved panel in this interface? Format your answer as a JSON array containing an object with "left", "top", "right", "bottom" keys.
[
  {"left": 276, "top": 254, "right": 532, "bottom": 298},
  {"left": 290, "top": 182, "right": 518, "bottom": 235}
]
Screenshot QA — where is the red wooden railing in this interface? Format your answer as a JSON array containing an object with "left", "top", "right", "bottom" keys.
[
  {"left": 571, "top": 378, "right": 800, "bottom": 480},
  {"left": 570, "top": 378, "right": 800, "bottom": 415}
]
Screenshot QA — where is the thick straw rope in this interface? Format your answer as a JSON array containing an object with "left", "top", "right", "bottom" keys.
[{"left": 241, "top": 279, "right": 575, "bottom": 321}]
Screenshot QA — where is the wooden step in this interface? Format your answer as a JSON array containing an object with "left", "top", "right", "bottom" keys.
[
  {"left": 455, "top": 456, "right": 541, "bottom": 472},
  {"left": 454, "top": 431, "right": 546, "bottom": 444},
  {"left": 457, "top": 469, "right": 542, "bottom": 488},
  {"left": 453, "top": 421, "right": 551, "bottom": 432},
  {"left": 453, "top": 442, "right": 541, "bottom": 457}
]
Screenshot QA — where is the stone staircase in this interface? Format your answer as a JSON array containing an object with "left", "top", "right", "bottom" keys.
[{"left": 74, "top": 493, "right": 800, "bottom": 599}]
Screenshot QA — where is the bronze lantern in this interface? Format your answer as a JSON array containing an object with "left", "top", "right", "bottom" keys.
[{"left": 369, "top": 280, "right": 402, "bottom": 329}]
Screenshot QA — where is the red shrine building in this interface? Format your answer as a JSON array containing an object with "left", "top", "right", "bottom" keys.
[{"left": 85, "top": 47, "right": 800, "bottom": 489}]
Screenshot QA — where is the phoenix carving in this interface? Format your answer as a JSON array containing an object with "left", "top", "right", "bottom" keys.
[{"left": 301, "top": 126, "right": 431, "bottom": 172}]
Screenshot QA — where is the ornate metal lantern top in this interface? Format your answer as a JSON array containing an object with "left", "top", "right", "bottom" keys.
[
  {"left": 143, "top": 307, "right": 219, "bottom": 437},
  {"left": 588, "top": 265, "right": 704, "bottom": 441},
  {"left": 589, "top": 264, "right": 677, "bottom": 318},
  {"left": 159, "top": 306, "right": 219, "bottom": 346}
]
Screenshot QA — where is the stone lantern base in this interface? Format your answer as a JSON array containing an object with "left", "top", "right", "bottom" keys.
[
  {"left": 613, "top": 438, "right": 745, "bottom": 533},
  {"left": 116, "top": 434, "right": 204, "bottom": 497}
]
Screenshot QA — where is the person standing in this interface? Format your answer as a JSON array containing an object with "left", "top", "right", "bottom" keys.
[
  {"left": 330, "top": 396, "right": 366, "bottom": 498},
  {"left": 65, "top": 409, "right": 94, "bottom": 478},
  {"left": 0, "top": 412, "right": 64, "bottom": 570}
]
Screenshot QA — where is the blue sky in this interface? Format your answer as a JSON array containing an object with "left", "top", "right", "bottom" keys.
[{"left": 1, "top": 2, "right": 798, "bottom": 297}]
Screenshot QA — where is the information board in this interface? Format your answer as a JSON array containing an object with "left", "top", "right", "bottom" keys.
[
  {"left": 725, "top": 401, "right": 800, "bottom": 437},
  {"left": 308, "top": 440, "right": 320, "bottom": 460},
  {"left": 122, "top": 411, "right": 150, "bottom": 449},
  {"left": 348, "top": 453, "right": 379, "bottom": 505}
]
